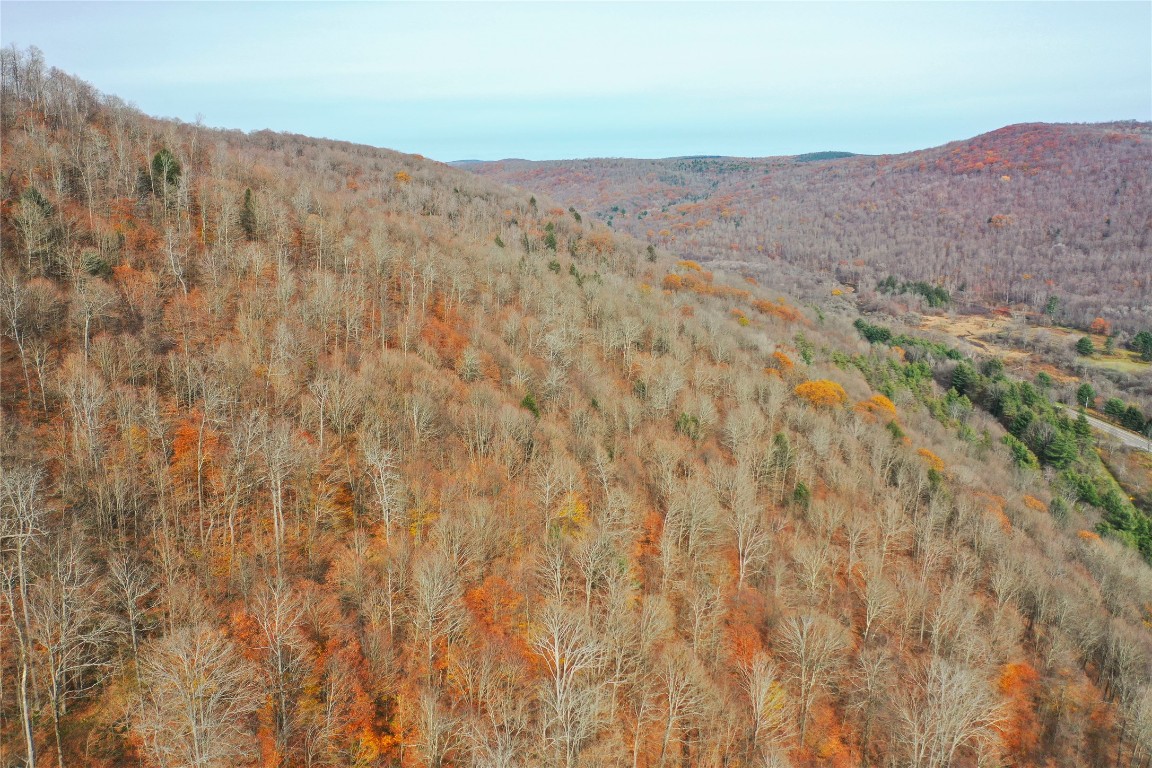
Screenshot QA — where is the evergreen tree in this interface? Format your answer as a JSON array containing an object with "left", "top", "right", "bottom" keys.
[
  {"left": 1101, "top": 489, "right": 1135, "bottom": 532},
  {"left": 151, "top": 148, "right": 181, "bottom": 189},
  {"left": 1076, "top": 383, "right": 1095, "bottom": 408},
  {"left": 1121, "top": 406, "right": 1146, "bottom": 433},
  {"left": 240, "top": 188, "right": 257, "bottom": 240},
  {"left": 950, "top": 361, "right": 977, "bottom": 395},
  {"left": 1042, "top": 430, "right": 1077, "bottom": 468},
  {"left": 980, "top": 357, "right": 1004, "bottom": 378},
  {"left": 1132, "top": 330, "right": 1152, "bottom": 361},
  {"left": 1104, "top": 398, "right": 1127, "bottom": 421},
  {"left": 1002, "top": 434, "right": 1039, "bottom": 469},
  {"left": 1074, "top": 413, "right": 1092, "bottom": 442}
]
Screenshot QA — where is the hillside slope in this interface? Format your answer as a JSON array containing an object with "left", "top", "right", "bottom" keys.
[
  {"left": 462, "top": 122, "right": 1152, "bottom": 332},
  {"left": 2, "top": 49, "right": 1151, "bottom": 768}
]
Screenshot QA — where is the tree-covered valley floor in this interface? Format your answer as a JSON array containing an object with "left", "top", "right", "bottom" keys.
[{"left": 2, "top": 48, "right": 1151, "bottom": 768}]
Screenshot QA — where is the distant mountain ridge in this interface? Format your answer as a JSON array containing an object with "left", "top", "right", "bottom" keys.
[
  {"left": 463, "top": 121, "right": 1152, "bottom": 331},
  {"left": 794, "top": 151, "right": 858, "bottom": 162}
]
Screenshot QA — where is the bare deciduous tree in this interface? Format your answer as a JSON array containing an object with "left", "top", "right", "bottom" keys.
[
  {"left": 532, "top": 602, "right": 605, "bottom": 767},
  {"left": 894, "top": 658, "right": 1004, "bottom": 768},
  {"left": 742, "top": 652, "right": 795, "bottom": 759},
  {"left": 134, "top": 624, "right": 260, "bottom": 768},
  {"left": 0, "top": 464, "right": 46, "bottom": 768},
  {"left": 779, "top": 611, "right": 849, "bottom": 743},
  {"left": 28, "top": 526, "right": 119, "bottom": 768}
]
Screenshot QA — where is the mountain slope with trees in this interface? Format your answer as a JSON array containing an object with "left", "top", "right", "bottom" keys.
[
  {"left": 2, "top": 47, "right": 1152, "bottom": 768},
  {"left": 461, "top": 122, "right": 1152, "bottom": 334}
]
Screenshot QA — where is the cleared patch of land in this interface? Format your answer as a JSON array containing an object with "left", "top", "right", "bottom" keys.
[
  {"left": 917, "top": 313, "right": 1150, "bottom": 381},
  {"left": 916, "top": 313, "right": 1027, "bottom": 360}
]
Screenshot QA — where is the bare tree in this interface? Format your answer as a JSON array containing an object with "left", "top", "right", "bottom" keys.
[
  {"left": 70, "top": 276, "right": 118, "bottom": 364},
  {"left": 715, "top": 465, "right": 771, "bottom": 590},
  {"left": 410, "top": 555, "right": 464, "bottom": 683},
  {"left": 532, "top": 601, "right": 605, "bottom": 767},
  {"left": 856, "top": 556, "right": 896, "bottom": 644},
  {"left": 450, "top": 643, "right": 532, "bottom": 768},
  {"left": 133, "top": 624, "right": 261, "bottom": 768},
  {"left": 27, "top": 525, "right": 119, "bottom": 768},
  {"left": 108, "top": 551, "right": 154, "bottom": 665},
  {"left": 779, "top": 612, "right": 849, "bottom": 743},
  {"left": 260, "top": 418, "right": 298, "bottom": 579},
  {"left": 362, "top": 435, "right": 404, "bottom": 539},
  {"left": 12, "top": 188, "right": 56, "bottom": 273},
  {"left": 894, "top": 658, "right": 1004, "bottom": 768},
  {"left": 251, "top": 583, "right": 311, "bottom": 765},
  {"left": 742, "top": 652, "right": 796, "bottom": 760},
  {"left": 0, "top": 465, "right": 46, "bottom": 768},
  {"left": 656, "top": 645, "right": 706, "bottom": 768},
  {"left": 1, "top": 270, "right": 36, "bottom": 400},
  {"left": 849, "top": 647, "right": 892, "bottom": 766},
  {"left": 1126, "top": 685, "right": 1152, "bottom": 768},
  {"left": 413, "top": 688, "right": 462, "bottom": 768}
]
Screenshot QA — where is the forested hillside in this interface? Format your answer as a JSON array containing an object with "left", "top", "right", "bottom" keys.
[
  {"left": 3, "top": 47, "right": 1152, "bottom": 768},
  {"left": 461, "top": 122, "right": 1152, "bottom": 333}
]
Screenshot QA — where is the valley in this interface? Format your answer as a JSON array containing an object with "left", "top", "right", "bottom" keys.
[{"left": 2, "top": 45, "right": 1151, "bottom": 768}]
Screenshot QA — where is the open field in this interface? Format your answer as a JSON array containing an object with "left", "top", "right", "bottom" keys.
[
  {"left": 916, "top": 313, "right": 1031, "bottom": 362},
  {"left": 916, "top": 313, "right": 1151, "bottom": 380},
  {"left": 1085, "top": 354, "right": 1152, "bottom": 374},
  {"left": 1040, "top": 325, "right": 1150, "bottom": 372}
]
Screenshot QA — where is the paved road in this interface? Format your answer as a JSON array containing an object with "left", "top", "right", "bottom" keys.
[{"left": 1055, "top": 403, "right": 1152, "bottom": 454}]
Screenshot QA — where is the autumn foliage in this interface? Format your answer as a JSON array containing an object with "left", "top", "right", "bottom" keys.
[
  {"left": 916, "top": 448, "right": 946, "bottom": 473},
  {"left": 470, "top": 121, "right": 1152, "bottom": 333},
  {"left": 2, "top": 48, "right": 1150, "bottom": 768},
  {"left": 793, "top": 380, "right": 848, "bottom": 408},
  {"left": 855, "top": 394, "right": 897, "bottom": 419}
]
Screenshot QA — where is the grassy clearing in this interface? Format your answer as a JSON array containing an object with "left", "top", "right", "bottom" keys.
[
  {"left": 917, "top": 313, "right": 1151, "bottom": 377},
  {"left": 1085, "top": 353, "right": 1151, "bottom": 374}
]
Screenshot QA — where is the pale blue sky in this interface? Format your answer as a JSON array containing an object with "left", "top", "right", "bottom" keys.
[{"left": 2, "top": 2, "right": 1149, "bottom": 160}]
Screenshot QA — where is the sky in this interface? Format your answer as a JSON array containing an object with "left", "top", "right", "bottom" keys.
[{"left": 2, "top": 2, "right": 1149, "bottom": 161}]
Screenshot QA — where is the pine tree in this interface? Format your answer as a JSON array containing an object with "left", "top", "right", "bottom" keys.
[
  {"left": 240, "top": 188, "right": 257, "bottom": 240},
  {"left": 1041, "top": 430, "right": 1077, "bottom": 468},
  {"left": 151, "top": 148, "right": 181, "bottom": 190},
  {"left": 1076, "top": 383, "right": 1095, "bottom": 408}
]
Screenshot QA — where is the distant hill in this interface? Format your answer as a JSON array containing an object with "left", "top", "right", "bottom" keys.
[
  {"left": 464, "top": 122, "right": 1152, "bottom": 332},
  {"left": 794, "top": 151, "right": 858, "bottom": 162}
]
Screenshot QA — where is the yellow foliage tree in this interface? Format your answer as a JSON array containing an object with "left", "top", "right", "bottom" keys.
[
  {"left": 855, "top": 394, "right": 897, "bottom": 419},
  {"left": 554, "top": 491, "right": 589, "bottom": 535},
  {"left": 794, "top": 380, "right": 848, "bottom": 408},
  {"left": 917, "top": 448, "right": 945, "bottom": 473}
]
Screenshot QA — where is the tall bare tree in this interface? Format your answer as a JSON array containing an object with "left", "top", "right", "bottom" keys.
[
  {"left": 133, "top": 624, "right": 260, "bottom": 768},
  {"left": 779, "top": 611, "right": 849, "bottom": 744}
]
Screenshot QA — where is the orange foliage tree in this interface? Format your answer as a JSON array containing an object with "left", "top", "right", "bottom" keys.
[
  {"left": 794, "top": 380, "right": 848, "bottom": 408},
  {"left": 855, "top": 394, "right": 896, "bottom": 420},
  {"left": 997, "top": 662, "right": 1041, "bottom": 758},
  {"left": 916, "top": 448, "right": 945, "bottom": 473}
]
